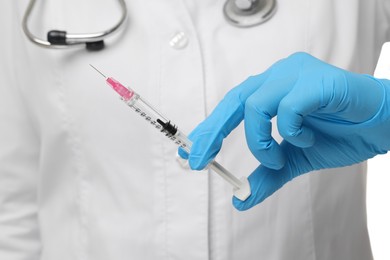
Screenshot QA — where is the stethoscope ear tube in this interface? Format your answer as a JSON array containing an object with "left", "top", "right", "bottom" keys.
[
  {"left": 22, "top": 0, "right": 127, "bottom": 50},
  {"left": 47, "top": 30, "right": 67, "bottom": 45},
  {"left": 47, "top": 30, "right": 105, "bottom": 51}
]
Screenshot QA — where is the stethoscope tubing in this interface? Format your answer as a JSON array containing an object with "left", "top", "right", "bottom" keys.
[
  {"left": 22, "top": 0, "right": 277, "bottom": 50},
  {"left": 22, "top": 0, "right": 128, "bottom": 49}
]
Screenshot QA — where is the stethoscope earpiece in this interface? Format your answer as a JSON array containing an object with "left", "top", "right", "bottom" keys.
[
  {"left": 86, "top": 41, "right": 105, "bottom": 51},
  {"left": 47, "top": 30, "right": 67, "bottom": 45}
]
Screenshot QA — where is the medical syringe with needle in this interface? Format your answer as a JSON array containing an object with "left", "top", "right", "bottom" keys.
[{"left": 90, "top": 64, "right": 251, "bottom": 201}]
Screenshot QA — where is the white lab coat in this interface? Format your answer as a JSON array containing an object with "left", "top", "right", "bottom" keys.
[{"left": 0, "top": 0, "right": 389, "bottom": 259}]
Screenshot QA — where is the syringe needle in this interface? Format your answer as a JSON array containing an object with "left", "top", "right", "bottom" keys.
[{"left": 89, "top": 64, "right": 107, "bottom": 78}]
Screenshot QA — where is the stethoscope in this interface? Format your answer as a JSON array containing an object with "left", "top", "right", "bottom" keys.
[{"left": 22, "top": 0, "right": 277, "bottom": 51}]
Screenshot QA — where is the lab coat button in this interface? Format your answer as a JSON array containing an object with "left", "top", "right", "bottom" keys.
[{"left": 169, "top": 32, "right": 189, "bottom": 49}]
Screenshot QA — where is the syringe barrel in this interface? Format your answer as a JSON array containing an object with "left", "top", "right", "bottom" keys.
[
  {"left": 125, "top": 95, "right": 191, "bottom": 151},
  {"left": 126, "top": 95, "right": 244, "bottom": 189},
  {"left": 125, "top": 95, "right": 166, "bottom": 131},
  {"left": 106, "top": 77, "right": 250, "bottom": 200}
]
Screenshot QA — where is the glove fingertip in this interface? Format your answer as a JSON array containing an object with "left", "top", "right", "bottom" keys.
[
  {"left": 189, "top": 154, "right": 210, "bottom": 171},
  {"left": 232, "top": 164, "right": 293, "bottom": 211},
  {"left": 177, "top": 147, "right": 189, "bottom": 160},
  {"left": 232, "top": 196, "right": 252, "bottom": 211},
  {"left": 252, "top": 142, "right": 286, "bottom": 170}
]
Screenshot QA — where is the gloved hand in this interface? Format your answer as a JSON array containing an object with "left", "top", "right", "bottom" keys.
[{"left": 179, "top": 52, "right": 390, "bottom": 211}]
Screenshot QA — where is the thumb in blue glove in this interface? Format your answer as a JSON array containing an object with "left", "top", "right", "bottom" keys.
[{"left": 179, "top": 52, "right": 390, "bottom": 210}]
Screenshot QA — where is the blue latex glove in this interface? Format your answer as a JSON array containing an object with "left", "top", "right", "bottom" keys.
[{"left": 179, "top": 52, "right": 390, "bottom": 211}]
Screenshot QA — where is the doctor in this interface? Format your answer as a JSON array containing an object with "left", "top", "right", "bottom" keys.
[{"left": 0, "top": 1, "right": 389, "bottom": 260}]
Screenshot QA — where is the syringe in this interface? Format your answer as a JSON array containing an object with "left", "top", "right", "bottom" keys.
[{"left": 90, "top": 64, "right": 251, "bottom": 201}]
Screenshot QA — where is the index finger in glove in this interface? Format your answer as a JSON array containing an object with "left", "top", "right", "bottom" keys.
[{"left": 186, "top": 73, "right": 269, "bottom": 170}]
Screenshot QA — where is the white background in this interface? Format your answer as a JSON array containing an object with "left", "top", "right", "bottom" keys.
[
  {"left": 367, "top": 155, "right": 390, "bottom": 260},
  {"left": 368, "top": 42, "right": 390, "bottom": 260}
]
